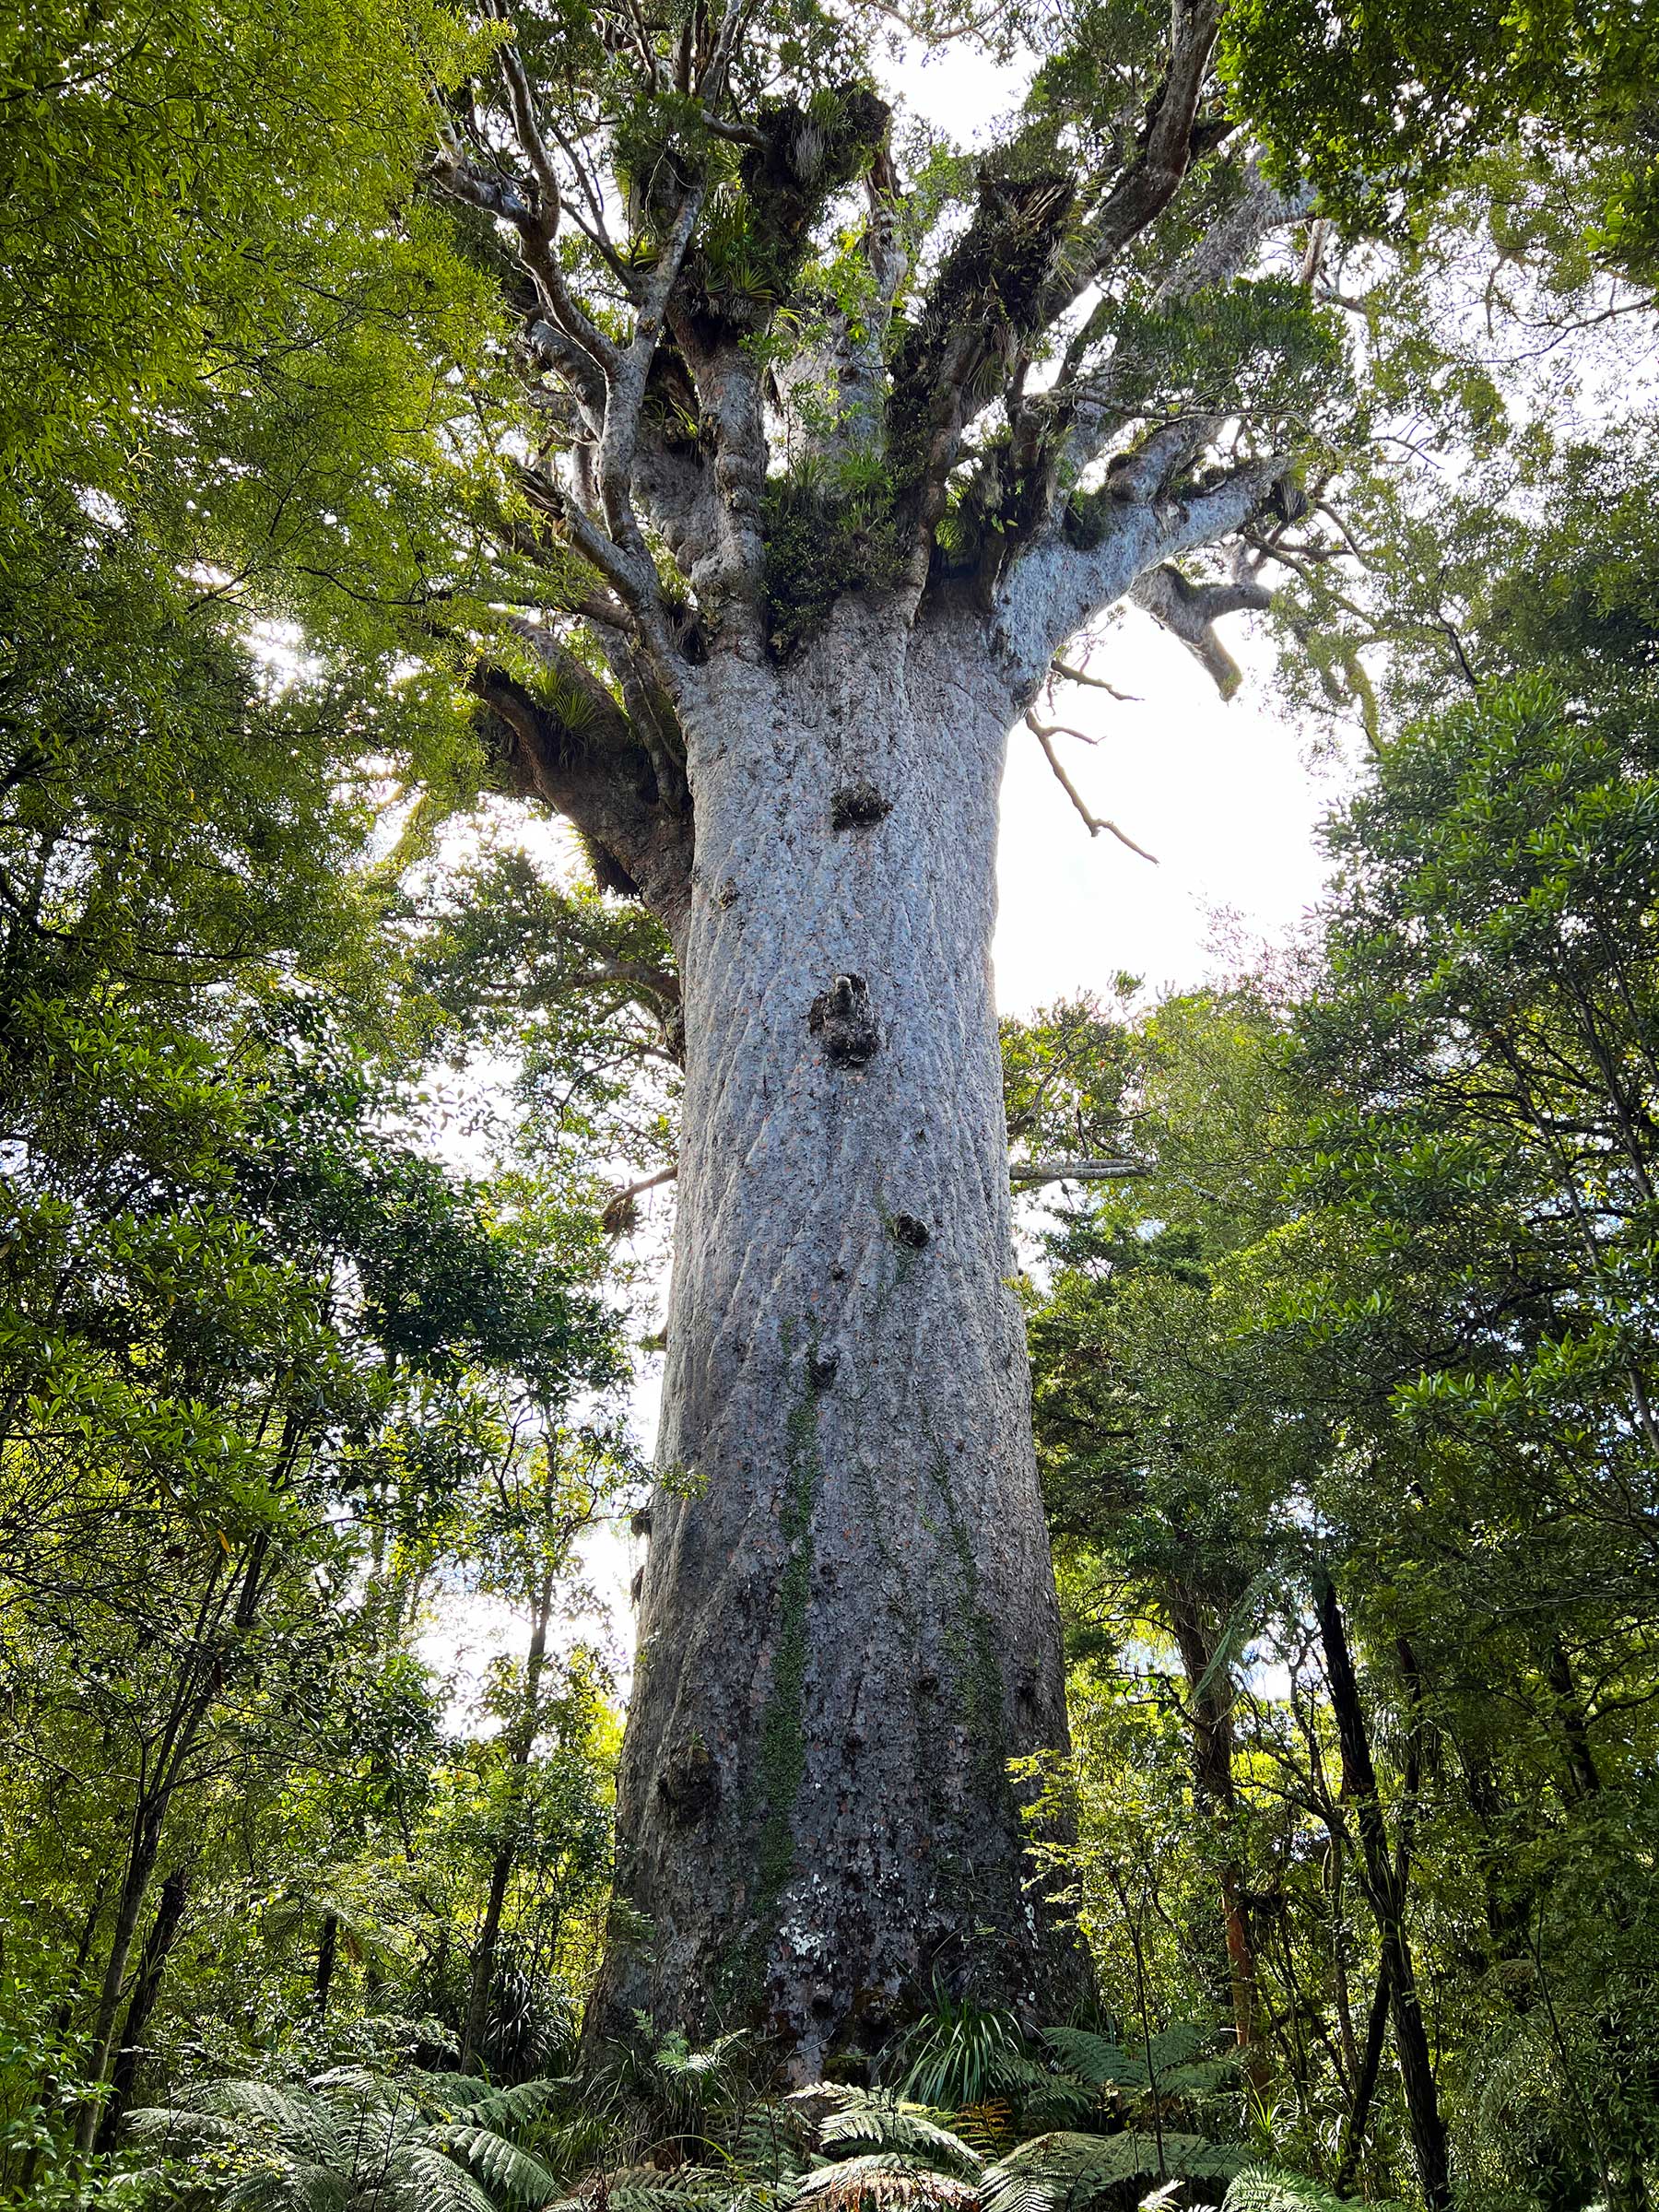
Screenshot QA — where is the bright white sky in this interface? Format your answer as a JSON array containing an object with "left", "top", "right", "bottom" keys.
[{"left": 993, "top": 618, "right": 1343, "bottom": 1012}]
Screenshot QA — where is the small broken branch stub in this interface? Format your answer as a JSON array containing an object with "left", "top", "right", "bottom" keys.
[{"left": 830, "top": 778, "right": 892, "bottom": 830}]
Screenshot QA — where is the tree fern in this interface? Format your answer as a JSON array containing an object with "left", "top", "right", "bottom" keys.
[{"left": 124, "top": 2067, "right": 570, "bottom": 2211}]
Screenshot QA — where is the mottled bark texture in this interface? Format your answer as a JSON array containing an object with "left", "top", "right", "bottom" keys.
[
  {"left": 430, "top": 0, "right": 1327, "bottom": 2069},
  {"left": 593, "top": 607, "right": 1078, "bottom": 2069}
]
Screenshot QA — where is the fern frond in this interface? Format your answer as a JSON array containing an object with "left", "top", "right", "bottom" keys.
[
  {"left": 818, "top": 2100, "right": 984, "bottom": 2178},
  {"left": 952, "top": 2100, "right": 1017, "bottom": 2157},
  {"left": 1039, "top": 2031, "right": 1138, "bottom": 2091},
  {"left": 124, "top": 2106, "right": 241, "bottom": 2149},
  {"left": 447, "top": 2077, "right": 564, "bottom": 2134},
  {"left": 394, "top": 2144, "right": 499, "bottom": 2212},
  {"left": 734, "top": 2099, "right": 813, "bottom": 2183},
  {"left": 1221, "top": 2168, "right": 1374, "bottom": 2212},
  {"left": 551, "top": 2164, "right": 735, "bottom": 2212},
  {"left": 224, "top": 2162, "right": 353, "bottom": 2212},
  {"left": 798, "top": 2154, "right": 980, "bottom": 2212},
  {"left": 195, "top": 2080, "right": 349, "bottom": 2168},
  {"left": 982, "top": 2129, "right": 1248, "bottom": 2212},
  {"left": 436, "top": 2123, "right": 561, "bottom": 2204},
  {"left": 1143, "top": 2027, "right": 1213, "bottom": 2079}
]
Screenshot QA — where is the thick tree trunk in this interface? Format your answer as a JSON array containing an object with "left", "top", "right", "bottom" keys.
[{"left": 591, "top": 606, "right": 1083, "bottom": 2072}]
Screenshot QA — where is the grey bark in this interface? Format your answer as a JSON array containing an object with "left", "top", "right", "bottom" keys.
[
  {"left": 589, "top": 603, "right": 1086, "bottom": 2074},
  {"left": 446, "top": 3, "right": 1318, "bottom": 2070}
]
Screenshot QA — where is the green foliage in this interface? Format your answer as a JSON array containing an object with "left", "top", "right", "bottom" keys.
[
  {"left": 759, "top": 473, "right": 908, "bottom": 655},
  {"left": 120, "top": 2066, "right": 563, "bottom": 2209},
  {"left": 980, "top": 2127, "right": 1248, "bottom": 2212},
  {"left": 888, "top": 1995, "right": 1029, "bottom": 2112},
  {"left": 1018, "top": 441, "right": 1659, "bottom": 2210},
  {"left": 1222, "top": 1, "right": 1659, "bottom": 276}
]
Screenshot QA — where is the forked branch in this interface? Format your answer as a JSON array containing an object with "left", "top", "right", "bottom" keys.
[{"left": 1026, "top": 712, "right": 1159, "bottom": 863}]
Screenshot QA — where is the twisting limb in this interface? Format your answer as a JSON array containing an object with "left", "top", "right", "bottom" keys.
[
  {"left": 595, "top": 185, "right": 708, "bottom": 607},
  {"left": 1104, "top": 414, "right": 1219, "bottom": 504},
  {"left": 1154, "top": 162, "right": 1317, "bottom": 307},
  {"left": 1026, "top": 712, "right": 1159, "bottom": 862},
  {"left": 430, "top": 101, "right": 617, "bottom": 397},
  {"left": 997, "top": 452, "right": 1295, "bottom": 701},
  {"left": 516, "top": 464, "right": 664, "bottom": 634},
  {"left": 1028, "top": 711, "right": 1099, "bottom": 748},
  {"left": 1131, "top": 563, "right": 1273, "bottom": 700},
  {"left": 1060, "top": 0, "right": 1227, "bottom": 309}
]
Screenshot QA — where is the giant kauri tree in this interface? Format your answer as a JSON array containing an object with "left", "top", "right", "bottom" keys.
[{"left": 423, "top": 0, "right": 1351, "bottom": 2068}]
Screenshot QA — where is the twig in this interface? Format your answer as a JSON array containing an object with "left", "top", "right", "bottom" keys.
[{"left": 1026, "top": 713, "right": 1159, "bottom": 862}]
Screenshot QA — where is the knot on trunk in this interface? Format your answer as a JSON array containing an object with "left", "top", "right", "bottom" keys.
[
  {"left": 830, "top": 778, "right": 891, "bottom": 831},
  {"left": 809, "top": 974, "right": 880, "bottom": 1065},
  {"left": 890, "top": 1212, "right": 930, "bottom": 1250},
  {"left": 657, "top": 1732, "right": 718, "bottom": 1825},
  {"left": 806, "top": 1343, "right": 840, "bottom": 1390}
]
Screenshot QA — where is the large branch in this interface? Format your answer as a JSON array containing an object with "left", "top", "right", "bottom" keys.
[
  {"left": 1008, "top": 165, "right": 1316, "bottom": 513},
  {"left": 991, "top": 454, "right": 1294, "bottom": 704},
  {"left": 593, "top": 186, "right": 708, "bottom": 660},
  {"left": 1131, "top": 564, "right": 1273, "bottom": 699},
  {"left": 1043, "top": 1, "right": 1226, "bottom": 334},
  {"left": 473, "top": 661, "right": 695, "bottom": 930}
]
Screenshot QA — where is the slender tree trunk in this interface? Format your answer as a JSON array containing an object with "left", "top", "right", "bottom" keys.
[
  {"left": 76, "top": 1804, "right": 165, "bottom": 2155},
  {"left": 314, "top": 1912, "right": 339, "bottom": 2019},
  {"left": 1167, "top": 1587, "right": 1267, "bottom": 2088},
  {"left": 76, "top": 1533, "right": 269, "bottom": 2155},
  {"left": 1334, "top": 1962, "right": 1391, "bottom": 2195},
  {"left": 1314, "top": 1572, "right": 1452, "bottom": 2212},
  {"left": 461, "top": 1561, "right": 558, "bottom": 2074},
  {"left": 591, "top": 607, "right": 1083, "bottom": 2073},
  {"left": 94, "top": 1865, "right": 190, "bottom": 2156}
]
